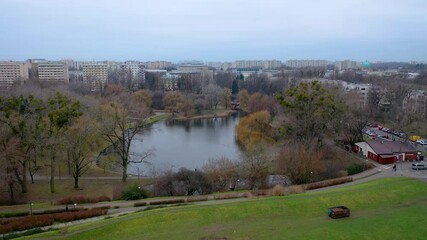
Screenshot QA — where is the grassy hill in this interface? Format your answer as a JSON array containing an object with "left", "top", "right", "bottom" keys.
[{"left": 23, "top": 177, "right": 427, "bottom": 239}]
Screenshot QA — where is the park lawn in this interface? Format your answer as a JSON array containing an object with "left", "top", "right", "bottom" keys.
[{"left": 22, "top": 177, "right": 427, "bottom": 240}]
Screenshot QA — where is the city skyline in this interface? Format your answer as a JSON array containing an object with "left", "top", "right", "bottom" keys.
[{"left": 1, "top": 0, "right": 427, "bottom": 62}]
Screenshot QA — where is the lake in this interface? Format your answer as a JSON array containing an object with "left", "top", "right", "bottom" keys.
[{"left": 129, "top": 112, "right": 242, "bottom": 176}]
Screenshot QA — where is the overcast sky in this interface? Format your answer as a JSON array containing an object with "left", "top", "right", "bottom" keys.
[{"left": 1, "top": 0, "right": 426, "bottom": 62}]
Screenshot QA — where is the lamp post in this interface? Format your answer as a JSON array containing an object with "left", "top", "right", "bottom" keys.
[
  {"left": 30, "top": 203, "right": 34, "bottom": 216},
  {"left": 73, "top": 203, "right": 77, "bottom": 210}
]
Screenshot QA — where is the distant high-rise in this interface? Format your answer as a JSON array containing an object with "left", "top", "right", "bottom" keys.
[
  {"left": 35, "top": 61, "right": 69, "bottom": 83},
  {"left": 335, "top": 60, "right": 359, "bottom": 71},
  {"left": 118, "top": 61, "right": 146, "bottom": 90},
  {"left": 0, "top": 61, "right": 29, "bottom": 89},
  {"left": 233, "top": 60, "right": 282, "bottom": 69},
  {"left": 144, "top": 61, "right": 173, "bottom": 69},
  {"left": 286, "top": 60, "right": 328, "bottom": 68},
  {"left": 82, "top": 63, "right": 108, "bottom": 90}
]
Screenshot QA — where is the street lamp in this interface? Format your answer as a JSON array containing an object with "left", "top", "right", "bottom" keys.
[
  {"left": 29, "top": 203, "right": 34, "bottom": 216},
  {"left": 73, "top": 203, "right": 77, "bottom": 210}
]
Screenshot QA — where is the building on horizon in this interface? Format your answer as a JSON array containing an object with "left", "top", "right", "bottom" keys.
[
  {"left": 286, "top": 60, "right": 328, "bottom": 68},
  {"left": 0, "top": 61, "right": 30, "bottom": 89},
  {"left": 34, "top": 61, "right": 69, "bottom": 83},
  {"left": 335, "top": 60, "right": 360, "bottom": 71},
  {"left": 233, "top": 60, "right": 282, "bottom": 69},
  {"left": 116, "top": 61, "right": 146, "bottom": 90},
  {"left": 144, "top": 61, "right": 173, "bottom": 69},
  {"left": 82, "top": 63, "right": 108, "bottom": 90}
]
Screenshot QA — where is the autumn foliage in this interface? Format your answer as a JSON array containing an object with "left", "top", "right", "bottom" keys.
[{"left": 235, "top": 111, "right": 273, "bottom": 149}]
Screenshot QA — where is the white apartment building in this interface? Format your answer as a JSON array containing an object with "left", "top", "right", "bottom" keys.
[
  {"left": 144, "top": 61, "right": 173, "bottom": 69},
  {"left": 118, "top": 61, "right": 146, "bottom": 90},
  {"left": 36, "top": 62, "right": 69, "bottom": 83},
  {"left": 0, "top": 61, "right": 29, "bottom": 89},
  {"left": 82, "top": 63, "right": 108, "bottom": 90},
  {"left": 233, "top": 60, "right": 282, "bottom": 69},
  {"left": 286, "top": 60, "right": 328, "bottom": 68},
  {"left": 335, "top": 60, "right": 360, "bottom": 71}
]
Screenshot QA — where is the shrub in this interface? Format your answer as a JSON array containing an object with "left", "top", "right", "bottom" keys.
[
  {"left": 250, "top": 189, "right": 270, "bottom": 197},
  {"left": 214, "top": 192, "right": 247, "bottom": 200},
  {"left": 305, "top": 176, "right": 352, "bottom": 190},
  {"left": 56, "top": 195, "right": 111, "bottom": 205},
  {"left": 186, "top": 195, "right": 209, "bottom": 202},
  {"left": 282, "top": 185, "right": 305, "bottom": 195},
  {"left": 112, "top": 184, "right": 125, "bottom": 201},
  {"left": 121, "top": 184, "right": 148, "bottom": 201},
  {"left": 0, "top": 211, "right": 29, "bottom": 218},
  {"left": 346, "top": 162, "right": 364, "bottom": 175},
  {"left": 97, "top": 195, "right": 111, "bottom": 202},
  {"left": 134, "top": 202, "right": 147, "bottom": 207},
  {"left": 33, "top": 209, "right": 64, "bottom": 215},
  {"left": 149, "top": 198, "right": 185, "bottom": 206},
  {"left": 0, "top": 215, "right": 54, "bottom": 234},
  {"left": 270, "top": 185, "right": 286, "bottom": 196}
]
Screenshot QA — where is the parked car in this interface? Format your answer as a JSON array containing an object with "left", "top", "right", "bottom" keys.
[
  {"left": 412, "top": 162, "right": 427, "bottom": 170},
  {"left": 328, "top": 206, "right": 351, "bottom": 219},
  {"left": 410, "top": 135, "right": 421, "bottom": 142},
  {"left": 365, "top": 130, "right": 376, "bottom": 137},
  {"left": 416, "top": 139, "right": 427, "bottom": 145}
]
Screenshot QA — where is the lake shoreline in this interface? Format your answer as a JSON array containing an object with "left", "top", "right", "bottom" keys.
[{"left": 152, "top": 109, "right": 238, "bottom": 121}]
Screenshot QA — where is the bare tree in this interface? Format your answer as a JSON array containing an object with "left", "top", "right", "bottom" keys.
[
  {"left": 203, "top": 84, "right": 223, "bottom": 110},
  {"left": 97, "top": 102, "right": 153, "bottom": 182},
  {"left": 65, "top": 118, "right": 103, "bottom": 188},
  {"left": 241, "top": 145, "right": 271, "bottom": 189},
  {"left": 278, "top": 143, "right": 325, "bottom": 184},
  {"left": 202, "top": 157, "right": 239, "bottom": 192}
]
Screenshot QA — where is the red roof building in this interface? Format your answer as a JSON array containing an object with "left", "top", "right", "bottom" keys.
[{"left": 354, "top": 140, "right": 418, "bottom": 164}]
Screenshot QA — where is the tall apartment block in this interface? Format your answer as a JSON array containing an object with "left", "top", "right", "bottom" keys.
[
  {"left": 35, "top": 61, "right": 69, "bottom": 83},
  {"left": 286, "top": 60, "right": 328, "bottom": 68},
  {"left": 82, "top": 63, "right": 108, "bottom": 90},
  {"left": 0, "top": 61, "right": 29, "bottom": 89},
  {"left": 119, "top": 61, "right": 145, "bottom": 90},
  {"left": 335, "top": 60, "right": 360, "bottom": 71},
  {"left": 233, "top": 60, "right": 282, "bottom": 69},
  {"left": 144, "top": 61, "right": 173, "bottom": 69}
]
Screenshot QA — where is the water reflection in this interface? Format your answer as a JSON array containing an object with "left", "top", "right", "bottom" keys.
[{"left": 129, "top": 112, "right": 241, "bottom": 175}]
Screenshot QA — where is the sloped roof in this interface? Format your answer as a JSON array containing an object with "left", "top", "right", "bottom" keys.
[{"left": 367, "top": 139, "right": 416, "bottom": 155}]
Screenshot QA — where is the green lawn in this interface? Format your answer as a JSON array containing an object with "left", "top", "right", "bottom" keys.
[{"left": 22, "top": 177, "right": 427, "bottom": 239}]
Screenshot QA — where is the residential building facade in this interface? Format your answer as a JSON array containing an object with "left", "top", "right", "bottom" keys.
[
  {"left": 82, "top": 63, "right": 108, "bottom": 90},
  {"left": 0, "top": 61, "right": 29, "bottom": 89},
  {"left": 35, "top": 61, "right": 69, "bottom": 83},
  {"left": 286, "top": 60, "right": 328, "bottom": 68}
]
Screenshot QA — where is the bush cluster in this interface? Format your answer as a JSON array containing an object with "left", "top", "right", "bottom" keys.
[
  {"left": 213, "top": 192, "right": 249, "bottom": 200},
  {"left": 270, "top": 185, "right": 305, "bottom": 196},
  {"left": 133, "top": 202, "right": 147, "bottom": 207},
  {"left": 149, "top": 198, "right": 185, "bottom": 206},
  {"left": 304, "top": 176, "right": 352, "bottom": 190},
  {"left": 346, "top": 162, "right": 365, "bottom": 175},
  {"left": 56, "top": 195, "right": 111, "bottom": 205},
  {"left": 186, "top": 195, "right": 209, "bottom": 202},
  {"left": 0, "top": 211, "right": 29, "bottom": 218},
  {"left": 0, "top": 215, "right": 54, "bottom": 234},
  {"left": 0, "top": 208, "right": 108, "bottom": 235},
  {"left": 121, "top": 184, "right": 148, "bottom": 201}
]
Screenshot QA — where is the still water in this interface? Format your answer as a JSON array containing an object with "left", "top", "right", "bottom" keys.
[{"left": 129, "top": 112, "right": 242, "bottom": 175}]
